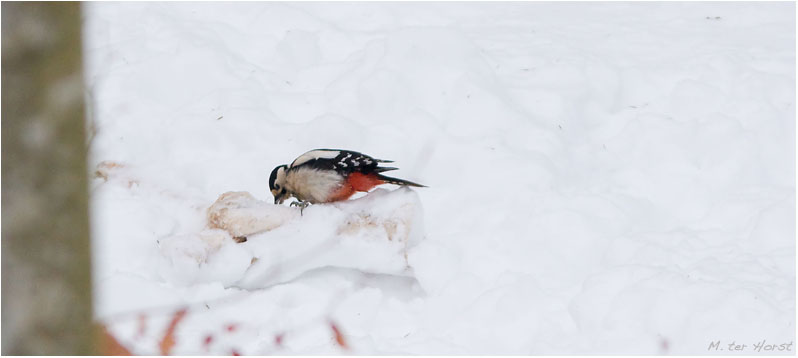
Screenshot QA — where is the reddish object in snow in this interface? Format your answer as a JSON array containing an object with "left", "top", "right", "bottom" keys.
[
  {"left": 159, "top": 308, "right": 188, "bottom": 355},
  {"left": 330, "top": 322, "right": 348, "bottom": 349},
  {"left": 203, "top": 334, "right": 214, "bottom": 350},
  {"left": 135, "top": 313, "right": 147, "bottom": 340}
]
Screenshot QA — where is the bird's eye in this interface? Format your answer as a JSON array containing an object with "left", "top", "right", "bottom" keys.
[{"left": 275, "top": 184, "right": 281, "bottom": 190}]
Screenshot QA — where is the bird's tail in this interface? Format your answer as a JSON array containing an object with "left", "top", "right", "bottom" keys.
[
  {"left": 377, "top": 174, "right": 426, "bottom": 187},
  {"left": 373, "top": 167, "right": 398, "bottom": 173}
]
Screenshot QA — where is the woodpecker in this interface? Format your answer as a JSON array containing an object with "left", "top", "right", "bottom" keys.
[{"left": 269, "top": 149, "right": 425, "bottom": 209}]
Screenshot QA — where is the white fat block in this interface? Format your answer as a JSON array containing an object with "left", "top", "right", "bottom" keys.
[
  {"left": 207, "top": 191, "right": 300, "bottom": 239},
  {"left": 158, "top": 188, "right": 425, "bottom": 289}
]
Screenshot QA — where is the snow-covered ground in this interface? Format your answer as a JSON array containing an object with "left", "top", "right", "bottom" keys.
[{"left": 83, "top": 2, "right": 795, "bottom": 355}]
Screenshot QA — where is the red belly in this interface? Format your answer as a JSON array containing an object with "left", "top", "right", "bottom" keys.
[{"left": 327, "top": 172, "right": 384, "bottom": 202}]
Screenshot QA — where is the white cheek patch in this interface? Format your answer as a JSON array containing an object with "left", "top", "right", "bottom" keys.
[{"left": 291, "top": 150, "right": 341, "bottom": 168}]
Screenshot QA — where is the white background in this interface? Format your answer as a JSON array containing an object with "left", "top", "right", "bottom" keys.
[{"left": 83, "top": 2, "right": 795, "bottom": 354}]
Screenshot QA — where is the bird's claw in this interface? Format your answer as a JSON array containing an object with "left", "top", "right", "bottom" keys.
[{"left": 290, "top": 200, "right": 310, "bottom": 215}]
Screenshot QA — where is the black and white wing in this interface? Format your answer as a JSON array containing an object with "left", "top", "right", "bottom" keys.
[{"left": 288, "top": 149, "right": 395, "bottom": 174}]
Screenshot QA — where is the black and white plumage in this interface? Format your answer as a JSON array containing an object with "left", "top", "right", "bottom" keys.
[
  {"left": 289, "top": 149, "right": 392, "bottom": 173},
  {"left": 269, "top": 149, "right": 425, "bottom": 205}
]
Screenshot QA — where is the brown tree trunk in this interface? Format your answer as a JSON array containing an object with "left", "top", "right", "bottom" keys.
[{"left": 1, "top": 2, "right": 95, "bottom": 355}]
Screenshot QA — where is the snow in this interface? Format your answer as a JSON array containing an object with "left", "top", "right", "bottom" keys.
[{"left": 83, "top": 2, "right": 795, "bottom": 355}]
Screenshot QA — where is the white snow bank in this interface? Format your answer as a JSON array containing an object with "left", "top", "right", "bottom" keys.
[
  {"left": 84, "top": 2, "right": 794, "bottom": 355},
  {"left": 156, "top": 188, "right": 425, "bottom": 289}
]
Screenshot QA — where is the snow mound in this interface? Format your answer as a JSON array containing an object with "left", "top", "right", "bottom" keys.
[
  {"left": 85, "top": 2, "right": 794, "bottom": 354},
  {"left": 157, "top": 188, "right": 425, "bottom": 289}
]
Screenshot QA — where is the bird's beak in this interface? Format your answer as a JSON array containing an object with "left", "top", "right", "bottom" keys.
[{"left": 274, "top": 192, "right": 285, "bottom": 205}]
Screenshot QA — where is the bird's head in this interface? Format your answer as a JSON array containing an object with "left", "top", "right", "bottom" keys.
[{"left": 269, "top": 164, "right": 289, "bottom": 204}]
